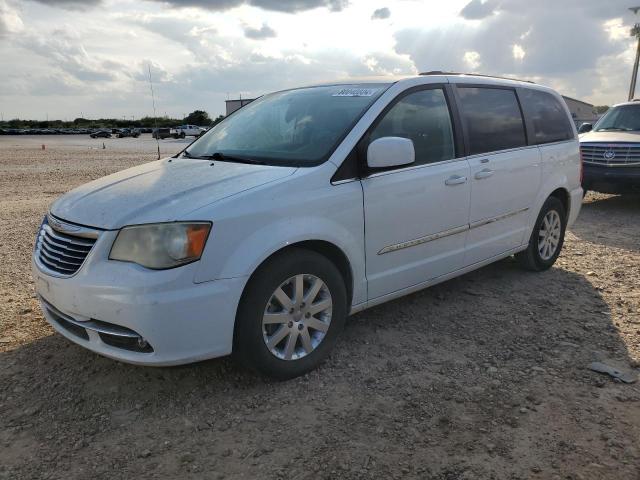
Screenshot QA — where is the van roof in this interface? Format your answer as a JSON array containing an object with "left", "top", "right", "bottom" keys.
[
  {"left": 612, "top": 99, "right": 640, "bottom": 108},
  {"left": 293, "top": 73, "right": 557, "bottom": 97},
  {"left": 419, "top": 71, "right": 536, "bottom": 84},
  {"left": 311, "top": 73, "right": 540, "bottom": 88}
]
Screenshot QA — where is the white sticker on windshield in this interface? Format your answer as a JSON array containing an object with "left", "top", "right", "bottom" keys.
[{"left": 332, "top": 88, "right": 380, "bottom": 97}]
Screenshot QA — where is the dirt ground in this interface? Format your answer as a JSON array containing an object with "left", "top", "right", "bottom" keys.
[{"left": 1, "top": 135, "right": 639, "bottom": 480}]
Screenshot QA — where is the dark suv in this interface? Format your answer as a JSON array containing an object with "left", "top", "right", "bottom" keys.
[
  {"left": 579, "top": 101, "right": 640, "bottom": 194},
  {"left": 152, "top": 128, "right": 172, "bottom": 139}
]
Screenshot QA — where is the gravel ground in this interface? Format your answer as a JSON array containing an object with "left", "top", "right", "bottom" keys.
[{"left": 1, "top": 135, "right": 639, "bottom": 480}]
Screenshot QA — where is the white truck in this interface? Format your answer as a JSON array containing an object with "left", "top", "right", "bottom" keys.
[{"left": 170, "top": 125, "right": 206, "bottom": 138}]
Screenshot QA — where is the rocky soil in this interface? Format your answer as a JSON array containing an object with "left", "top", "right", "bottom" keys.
[{"left": 1, "top": 135, "right": 639, "bottom": 480}]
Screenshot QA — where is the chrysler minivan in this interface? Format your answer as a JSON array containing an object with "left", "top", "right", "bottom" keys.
[{"left": 33, "top": 73, "right": 583, "bottom": 379}]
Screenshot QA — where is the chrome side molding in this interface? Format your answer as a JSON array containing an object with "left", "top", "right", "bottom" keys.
[{"left": 378, "top": 207, "right": 529, "bottom": 255}]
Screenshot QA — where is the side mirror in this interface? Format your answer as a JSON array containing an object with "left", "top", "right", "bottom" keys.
[
  {"left": 578, "top": 123, "right": 593, "bottom": 134},
  {"left": 367, "top": 137, "right": 415, "bottom": 169}
]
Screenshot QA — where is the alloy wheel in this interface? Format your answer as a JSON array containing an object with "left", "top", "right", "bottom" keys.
[
  {"left": 262, "top": 274, "right": 332, "bottom": 361},
  {"left": 538, "top": 210, "right": 561, "bottom": 261}
]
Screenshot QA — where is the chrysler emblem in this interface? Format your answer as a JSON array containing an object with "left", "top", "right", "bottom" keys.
[
  {"left": 47, "top": 214, "right": 81, "bottom": 233},
  {"left": 603, "top": 149, "right": 616, "bottom": 161},
  {"left": 48, "top": 216, "right": 63, "bottom": 229}
]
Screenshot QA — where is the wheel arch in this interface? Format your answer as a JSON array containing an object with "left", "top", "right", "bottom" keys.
[
  {"left": 549, "top": 187, "right": 569, "bottom": 219},
  {"left": 240, "top": 240, "right": 354, "bottom": 309},
  {"left": 232, "top": 240, "right": 355, "bottom": 355}
]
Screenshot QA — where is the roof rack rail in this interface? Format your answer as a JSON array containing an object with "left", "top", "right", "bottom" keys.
[{"left": 419, "top": 71, "right": 536, "bottom": 84}]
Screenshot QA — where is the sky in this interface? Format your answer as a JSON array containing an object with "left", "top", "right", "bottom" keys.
[{"left": 0, "top": 0, "right": 637, "bottom": 120}]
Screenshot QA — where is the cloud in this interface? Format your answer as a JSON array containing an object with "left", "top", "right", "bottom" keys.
[
  {"left": 30, "top": 0, "right": 349, "bottom": 13},
  {"left": 18, "top": 28, "right": 128, "bottom": 83},
  {"left": 124, "top": 13, "right": 216, "bottom": 59},
  {"left": 459, "top": 0, "right": 497, "bottom": 20},
  {"left": 29, "top": 0, "right": 102, "bottom": 9},
  {"left": 0, "top": 0, "right": 23, "bottom": 37},
  {"left": 394, "top": 0, "right": 635, "bottom": 106},
  {"left": 143, "top": 0, "right": 348, "bottom": 13},
  {"left": 371, "top": 7, "right": 390, "bottom": 20},
  {"left": 244, "top": 23, "right": 276, "bottom": 40},
  {"left": 397, "top": 0, "right": 631, "bottom": 76}
]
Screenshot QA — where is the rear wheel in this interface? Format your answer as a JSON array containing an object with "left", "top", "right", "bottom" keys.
[
  {"left": 516, "top": 196, "right": 566, "bottom": 271},
  {"left": 234, "top": 249, "right": 347, "bottom": 379}
]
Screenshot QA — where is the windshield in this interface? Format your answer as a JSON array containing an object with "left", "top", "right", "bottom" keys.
[
  {"left": 185, "top": 84, "right": 390, "bottom": 166},
  {"left": 594, "top": 104, "right": 640, "bottom": 132}
]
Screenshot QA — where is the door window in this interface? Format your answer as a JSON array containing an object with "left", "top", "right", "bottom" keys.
[
  {"left": 519, "top": 89, "right": 575, "bottom": 144},
  {"left": 370, "top": 89, "right": 455, "bottom": 166},
  {"left": 457, "top": 87, "right": 527, "bottom": 155}
]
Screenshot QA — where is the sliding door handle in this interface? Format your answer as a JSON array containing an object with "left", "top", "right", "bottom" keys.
[
  {"left": 474, "top": 169, "right": 494, "bottom": 180},
  {"left": 445, "top": 175, "right": 468, "bottom": 186}
]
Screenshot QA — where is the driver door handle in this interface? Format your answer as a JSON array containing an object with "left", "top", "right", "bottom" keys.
[
  {"left": 474, "top": 168, "right": 494, "bottom": 180},
  {"left": 445, "top": 175, "right": 468, "bottom": 186}
]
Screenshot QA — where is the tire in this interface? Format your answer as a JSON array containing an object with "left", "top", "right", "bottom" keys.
[
  {"left": 180, "top": 132, "right": 186, "bottom": 139},
  {"left": 515, "top": 196, "right": 567, "bottom": 271},
  {"left": 233, "top": 248, "right": 348, "bottom": 380}
]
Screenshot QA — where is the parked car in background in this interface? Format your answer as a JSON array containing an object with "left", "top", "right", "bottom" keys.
[
  {"left": 116, "top": 128, "right": 140, "bottom": 138},
  {"left": 579, "top": 100, "right": 640, "bottom": 194},
  {"left": 152, "top": 127, "right": 172, "bottom": 139},
  {"left": 171, "top": 125, "right": 206, "bottom": 138},
  {"left": 33, "top": 74, "right": 582, "bottom": 379},
  {"left": 90, "top": 130, "right": 112, "bottom": 138}
]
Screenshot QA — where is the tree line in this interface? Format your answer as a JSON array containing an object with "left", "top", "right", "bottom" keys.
[{"left": 1, "top": 110, "right": 224, "bottom": 130}]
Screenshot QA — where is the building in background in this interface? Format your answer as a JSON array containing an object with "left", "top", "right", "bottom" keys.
[
  {"left": 562, "top": 96, "right": 599, "bottom": 127},
  {"left": 225, "top": 98, "right": 255, "bottom": 116}
]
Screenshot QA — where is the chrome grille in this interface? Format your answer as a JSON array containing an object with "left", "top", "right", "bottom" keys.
[
  {"left": 35, "top": 217, "right": 98, "bottom": 276},
  {"left": 580, "top": 143, "right": 640, "bottom": 167}
]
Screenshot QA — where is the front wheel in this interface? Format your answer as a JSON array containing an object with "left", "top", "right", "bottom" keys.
[
  {"left": 515, "top": 196, "right": 566, "bottom": 271},
  {"left": 234, "top": 249, "right": 347, "bottom": 379}
]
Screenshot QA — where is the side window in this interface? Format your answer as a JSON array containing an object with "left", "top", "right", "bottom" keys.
[
  {"left": 370, "top": 88, "right": 455, "bottom": 166},
  {"left": 457, "top": 87, "right": 527, "bottom": 155},
  {"left": 519, "top": 89, "right": 575, "bottom": 144}
]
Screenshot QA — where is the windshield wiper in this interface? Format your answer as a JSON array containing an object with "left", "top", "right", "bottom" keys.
[
  {"left": 596, "top": 127, "right": 634, "bottom": 132},
  {"left": 198, "top": 152, "right": 266, "bottom": 165}
]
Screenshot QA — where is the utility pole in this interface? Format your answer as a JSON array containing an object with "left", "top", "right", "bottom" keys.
[{"left": 629, "top": 7, "right": 640, "bottom": 100}]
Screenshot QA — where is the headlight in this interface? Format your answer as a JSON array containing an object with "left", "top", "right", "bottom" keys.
[{"left": 109, "top": 222, "right": 211, "bottom": 269}]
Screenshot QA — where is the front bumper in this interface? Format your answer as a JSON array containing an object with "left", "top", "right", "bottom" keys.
[
  {"left": 33, "top": 256, "right": 247, "bottom": 366},
  {"left": 583, "top": 164, "right": 640, "bottom": 194}
]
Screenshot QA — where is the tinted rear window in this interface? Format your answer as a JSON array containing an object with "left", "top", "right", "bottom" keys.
[
  {"left": 519, "top": 89, "right": 574, "bottom": 144},
  {"left": 457, "top": 87, "right": 527, "bottom": 155}
]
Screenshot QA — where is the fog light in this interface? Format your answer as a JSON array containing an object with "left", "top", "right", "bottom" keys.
[{"left": 137, "top": 338, "right": 149, "bottom": 349}]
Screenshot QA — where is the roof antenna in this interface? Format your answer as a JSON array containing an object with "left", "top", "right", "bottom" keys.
[{"left": 147, "top": 63, "right": 161, "bottom": 160}]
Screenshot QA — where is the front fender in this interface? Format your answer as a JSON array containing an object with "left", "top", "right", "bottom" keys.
[{"left": 193, "top": 170, "right": 366, "bottom": 307}]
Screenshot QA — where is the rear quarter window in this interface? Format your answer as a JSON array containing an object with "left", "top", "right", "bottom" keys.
[
  {"left": 519, "top": 89, "right": 574, "bottom": 144},
  {"left": 457, "top": 87, "right": 527, "bottom": 156}
]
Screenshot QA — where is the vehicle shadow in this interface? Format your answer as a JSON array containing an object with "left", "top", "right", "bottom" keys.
[
  {"left": 1, "top": 259, "right": 639, "bottom": 479},
  {"left": 571, "top": 193, "right": 640, "bottom": 252}
]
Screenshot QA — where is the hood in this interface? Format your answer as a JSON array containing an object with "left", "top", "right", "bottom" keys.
[
  {"left": 50, "top": 158, "right": 296, "bottom": 229},
  {"left": 579, "top": 130, "right": 640, "bottom": 143}
]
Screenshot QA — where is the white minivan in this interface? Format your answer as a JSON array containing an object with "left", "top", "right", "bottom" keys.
[{"left": 33, "top": 74, "right": 583, "bottom": 378}]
